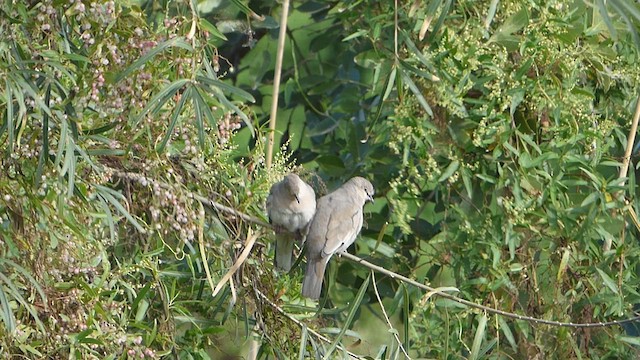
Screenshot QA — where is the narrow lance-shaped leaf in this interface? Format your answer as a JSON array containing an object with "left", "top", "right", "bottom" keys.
[
  {"left": 596, "top": 268, "right": 619, "bottom": 294},
  {"left": 97, "top": 196, "right": 116, "bottom": 243},
  {"left": 194, "top": 87, "right": 217, "bottom": 129},
  {"left": 438, "top": 160, "right": 460, "bottom": 182},
  {"left": 0, "top": 271, "right": 46, "bottom": 333},
  {"left": 0, "top": 286, "right": 16, "bottom": 332},
  {"left": 228, "top": 0, "right": 255, "bottom": 17},
  {"left": 402, "top": 283, "right": 410, "bottom": 352},
  {"left": 192, "top": 87, "right": 206, "bottom": 147},
  {"left": 298, "top": 325, "right": 308, "bottom": 360},
  {"left": 485, "top": 0, "right": 500, "bottom": 30},
  {"left": 199, "top": 18, "right": 228, "bottom": 41},
  {"left": 196, "top": 75, "right": 255, "bottom": 103},
  {"left": 115, "top": 37, "right": 193, "bottom": 82},
  {"left": 400, "top": 69, "right": 433, "bottom": 116},
  {"left": 134, "top": 79, "right": 191, "bottom": 125},
  {"left": 10, "top": 72, "right": 52, "bottom": 118},
  {"left": 609, "top": 0, "right": 640, "bottom": 50},
  {"left": 323, "top": 272, "right": 370, "bottom": 358},
  {"left": 213, "top": 91, "right": 254, "bottom": 135},
  {"left": 157, "top": 85, "right": 192, "bottom": 152},
  {"left": 469, "top": 314, "right": 488, "bottom": 360},
  {"left": 54, "top": 116, "right": 68, "bottom": 169},
  {"left": 3, "top": 79, "right": 15, "bottom": 156},
  {"left": 498, "top": 316, "right": 517, "bottom": 351},
  {"left": 430, "top": 0, "right": 453, "bottom": 38},
  {"left": 95, "top": 185, "right": 147, "bottom": 234}
]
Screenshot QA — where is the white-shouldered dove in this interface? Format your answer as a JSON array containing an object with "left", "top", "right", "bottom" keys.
[
  {"left": 266, "top": 173, "right": 316, "bottom": 271},
  {"left": 302, "top": 177, "right": 374, "bottom": 299}
]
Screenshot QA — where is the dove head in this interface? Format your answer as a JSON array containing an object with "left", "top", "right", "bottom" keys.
[
  {"left": 347, "top": 177, "right": 375, "bottom": 203},
  {"left": 283, "top": 173, "right": 302, "bottom": 203}
]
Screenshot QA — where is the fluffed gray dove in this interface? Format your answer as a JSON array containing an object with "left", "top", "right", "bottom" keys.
[
  {"left": 266, "top": 173, "right": 316, "bottom": 271},
  {"left": 302, "top": 177, "right": 374, "bottom": 299}
]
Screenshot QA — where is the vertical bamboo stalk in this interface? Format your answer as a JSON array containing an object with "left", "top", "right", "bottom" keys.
[
  {"left": 266, "top": 0, "right": 291, "bottom": 169},
  {"left": 619, "top": 96, "right": 640, "bottom": 183}
]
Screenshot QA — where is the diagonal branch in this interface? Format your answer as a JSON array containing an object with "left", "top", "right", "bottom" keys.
[
  {"left": 111, "top": 170, "right": 640, "bottom": 329},
  {"left": 254, "top": 287, "right": 362, "bottom": 359}
]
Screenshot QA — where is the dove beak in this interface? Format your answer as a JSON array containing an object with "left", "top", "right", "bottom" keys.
[{"left": 366, "top": 193, "right": 374, "bottom": 203}]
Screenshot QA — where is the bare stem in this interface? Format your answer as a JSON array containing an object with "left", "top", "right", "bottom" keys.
[
  {"left": 618, "top": 96, "right": 640, "bottom": 183},
  {"left": 266, "top": 0, "right": 291, "bottom": 169}
]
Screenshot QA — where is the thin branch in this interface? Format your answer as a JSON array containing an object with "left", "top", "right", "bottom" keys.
[
  {"left": 266, "top": 0, "right": 291, "bottom": 169},
  {"left": 212, "top": 228, "right": 261, "bottom": 297},
  {"left": 254, "top": 288, "right": 362, "bottom": 359},
  {"left": 110, "top": 170, "right": 640, "bottom": 329},
  {"left": 197, "top": 201, "right": 217, "bottom": 299},
  {"left": 371, "top": 270, "right": 411, "bottom": 359},
  {"left": 341, "top": 252, "right": 640, "bottom": 328}
]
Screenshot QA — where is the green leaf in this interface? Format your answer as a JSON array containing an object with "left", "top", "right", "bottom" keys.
[
  {"left": 199, "top": 18, "right": 227, "bottom": 41},
  {"left": 619, "top": 336, "right": 640, "bottom": 346},
  {"left": 132, "top": 282, "right": 152, "bottom": 313},
  {"left": 134, "top": 79, "right": 191, "bottom": 125},
  {"left": 485, "top": 0, "right": 500, "bottom": 30},
  {"left": 469, "top": 314, "right": 487, "bottom": 360},
  {"left": 196, "top": 75, "right": 255, "bottom": 103},
  {"left": 298, "top": 325, "right": 308, "bottom": 360},
  {"left": 403, "top": 284, "right": 410, "bottom": 351},
  {"left": 115, "top": 37, "right": 193, "bottom": 82},
  {"left": 0, "top": 271, "right": 45, "bottom": 333},
  {"left": 438, "top": 160, "right": 459, "bottom": 182},
  {"left": 498, "top": 316, "right": 517, "bottom": 351},
  {"left": 488, "top": 8, "right": 529, "bottom": 49},
  {"left": 594, "top": 0, "right": 616, "bottom": 39},
  {"left": 0, "top": 284, "right": 16, "bottom": 332},
  {"left": 193, "top": 87, "right": 217, "bottom": 128},
  {"left": 158, "top": 85, "right": 192, "bottom": 152},
  {"left": 556, "top": 248, "right": 571, "bottom": 281},
  {"left": 135, "top": 299, "right": 150, "bottom": 323},
  {"left": 95, "top": 185, "right": 147, "bottom": 234},
  {"left": 323, "top": 272, "right": 370, "bottom": 358},
  {"left": 228, "top": 0, "right": 254, "bottom": 16},
  {"left": 343, "top": 29, "right": 368, "bottom": 41},
  {"left": 596, "top": 268, "right": 619, "bottom": 294},
  {"left": 400, "top": 69, "right": 433, "bottom": 117}
]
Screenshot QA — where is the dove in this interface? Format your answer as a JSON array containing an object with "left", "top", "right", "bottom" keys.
[
  {"left": 302, "top": 177, "right": 374, "bottom": 299},
  {"left": 266, "top": 173, "right": 316, "bottom": 271}
]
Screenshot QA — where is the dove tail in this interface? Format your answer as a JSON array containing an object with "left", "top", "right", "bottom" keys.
[
  {"left": 275, "top": 234, "right": 294, "bottom": 271},
  {"left": 302, "top": 259, "right": 326, "bottom": 299}
]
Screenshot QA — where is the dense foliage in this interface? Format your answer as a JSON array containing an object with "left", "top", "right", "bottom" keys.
[{"left": 1, "top": 0, "right": 640, "bottom": 358}]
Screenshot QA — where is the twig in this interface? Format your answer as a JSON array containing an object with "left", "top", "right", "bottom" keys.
[
  {"left": 192, "top": 193, "right": 271, "bottom": 228},
  {"left": 212, "top": 228, "right": 261, "bottom": 297},
  {"left": 371, "top": 270, "right": 411, "bottom": 359},
  {"left": 254, "top": 288, "right": 362, "bottom": 359},
  {"left": 266, "top": 0, "right": 291, "bottom": 169},
  {"left": 197, "top": 201, "right": 217, "bottom": 300},
  {"left": 110, "top": 170, "right": 640, "bottom": 328},
  {"left": 341, "top": 252, "right": 640, "bottom": 328}
]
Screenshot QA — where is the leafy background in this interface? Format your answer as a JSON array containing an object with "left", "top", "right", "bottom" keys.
[{"left": 1, "top": 0, "right": 640, "bottom": 358}]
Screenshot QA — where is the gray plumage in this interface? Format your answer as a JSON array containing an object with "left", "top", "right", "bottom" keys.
[
  {"left": 266, "top": 173, "right": 316, "bottom": 271},
  {"left": 302, "top": 177, "right": 374, "bottom": 299}
]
